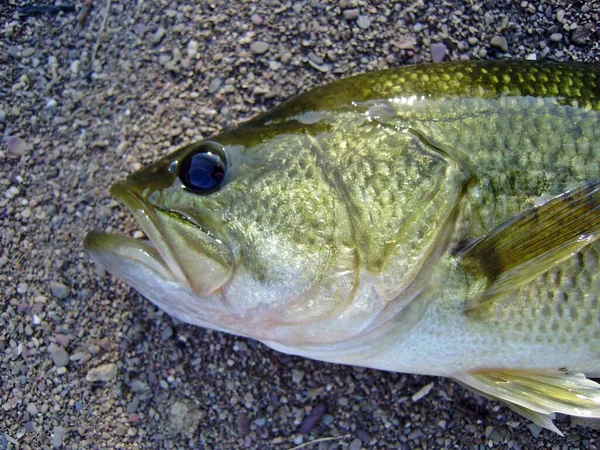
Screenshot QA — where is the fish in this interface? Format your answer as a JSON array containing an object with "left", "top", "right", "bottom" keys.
[{"left": 84, "top": 60, "right": 600, "bottom": 434}]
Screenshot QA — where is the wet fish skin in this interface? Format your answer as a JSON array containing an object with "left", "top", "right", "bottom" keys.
[{"left": 84, "top": 61, "right": 600, "bottom": 434}]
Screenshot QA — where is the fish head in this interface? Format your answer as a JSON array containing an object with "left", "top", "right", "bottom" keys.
[{"left": 85, "top": 85, "right": 467, "bottom": 347}]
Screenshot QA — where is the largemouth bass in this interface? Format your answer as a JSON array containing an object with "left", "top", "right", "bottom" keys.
[{"left": 85, "top": 61, "right": 600, "bottom": 434}]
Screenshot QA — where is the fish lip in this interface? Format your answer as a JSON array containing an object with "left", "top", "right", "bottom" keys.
[{"left": 107, "top": 180, "right": 190, "bottom": 286}]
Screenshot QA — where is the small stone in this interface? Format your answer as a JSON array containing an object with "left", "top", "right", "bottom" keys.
[
  {"left": 490, "top": 35, "right": 509, "bottom": 52},
  {"left": 86, "top": 363, "right": 118, "bottom": 382},
  {"left": 50, "top": 281, "right": 69, "bottom": 299},
  {"left": 48, "top": 344, "right": 70, "bottom": 367},
  {"left": 408, "top": 429, "right": 422, "bottom": 440},
  {"left": 556, "top": 9, "right": 565, "bottom": 23},
  {"left": 22, "top": 47, "right": 35, "bottom": 57},
  {"left": 151, "top": 27, "right": 166, "bottom": 44},
  {"left": 571, "top": 27, "right": 591, "bottom": 45},
  {"left": 130, "top": 380, "right": 148, "bottom": 392},
  {"left": 527, "top": 423, "right": 542, "bottom": 438},
  {"left": 26, "top": 403, "right": 38, "bottom": 415},
  {"left": 549, "top": 33, "right": 562, "bottom": 42},
  {"left": 308, "top": 60, "right": 332, "bottom": 72},
  {"left": 17, "top": 282, "right": 28, "bottom": 294},
  {"left": 268, "top": 60, "right": 282, "bottom": 71},
  {"left": 250, "top": 41, "right": 270, "bottom": 55},
  {"left": 291, "top": 369, "right": 305, "bottom": 383},
  {"left": 208, "top": 77, "right": 223, "bottom": 93},
  {"left": 412, "top": 382, "right": 434, "bottom": 401},
  {"left": 0, "top": 109, "right": 5, "bottom": 122},
  {"left": 46, "top": 98, "right": 58, "bottom": 111},
  {"left": 236, "top": 413, "right": 250, "bottom": 435},
  {"left": 356, "top": 15, "right": 371, "bottom": 30},
  {"left": 349, "top": 438, "right": 362, "bottom": 450},
  {"left": 52, "top": 426, "right": 66, "bottom": 448},
  {"left": 54, "top": 334, "right": 70, "bottom": 347},
  {"left": 280, "top": 52, "right": 293, "bottom": 64},
  {"left": 396, "top": 36, "right": 417, "bottom": 50},
  {"left": 168, "top": 401, "right": 203, "bottom": 437},
  {"left": 338, "top": 397, "right": 349, "bottom": 406},
  {"left": 250, "top": 14, "right": 263, "bottom": 25},
  {"left": 343, "top": 9, "right": 359, "bottom": 20},
  {"left": 127, "top": 397, "right": 140, "bottom": 414},
  {"left": 6, "top": 136, "right": 27, "bottom": 157},
  {"left": 429, "top": 43, "right": 447, "bottom": 63},
  {"left": 70, "top": 60, "right": 80, "bottom": 75},
  {"left": 307, "top": 52, "right": 323, "bottom": 65},
  {"left": 161, "top": 326, "right": 173, "bottom": 341},
  {"left": 5, "top": 186, "right": 20, "bottom": 199},
  {"left": 298, "top": 403, "right": 327, "bottom": 434}
]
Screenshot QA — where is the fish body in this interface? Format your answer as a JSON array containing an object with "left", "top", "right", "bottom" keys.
[{"left": 85, "top": 61, "right": 600, "bottom": 433}]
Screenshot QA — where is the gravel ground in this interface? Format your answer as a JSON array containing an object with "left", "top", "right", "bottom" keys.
[{"left": 1, "top": 1, "right": 600, "bottom": 449}]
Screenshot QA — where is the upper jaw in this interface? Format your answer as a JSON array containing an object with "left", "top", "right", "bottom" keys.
[{"left": 85, "top": 180, "right": 234, "bottom": 297}]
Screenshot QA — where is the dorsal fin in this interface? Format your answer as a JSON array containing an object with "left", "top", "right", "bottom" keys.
[{"left": 459, "top": 181, "right": 600, "bottom": 310}]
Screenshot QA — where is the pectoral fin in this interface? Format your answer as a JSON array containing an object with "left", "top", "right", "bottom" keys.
[
  {"left": 455, "top": 370, "right": 600, "bottom": 435},
  {"left": 459, "top": 181, "right": 600, "bottom": 309}
]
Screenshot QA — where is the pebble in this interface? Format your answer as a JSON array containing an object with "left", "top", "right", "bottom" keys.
[
  {"left": 412, "top": 382, "right": 434, "bottom": 401},
  {"left": 208, "top": 77, "right": 223, "bottom": 93},
  {"left": 46, "top": 98, "right": 58, "bottom": 111},
  {"left": 52, "top": 426, "right": 66, "bottom": 448},
  {"left": 151, "top": 27, "right": 166, "bottom": 44},
  {"left": 429, "top": 43, "right": 447, "bottom": 63},
  {"left": 571, "top": 27, "right": 591, "bottom": 45},
  {"left": 48, "top": 344, "right": 70, "bottom": 367},
  {"left": 49, "top": 281, "right": 69, "bottom": 299},
  {"left": 26, "top": 403, "right": 38, "bottom": 415},
  {"left": 298, "top": 403, "right": 327, "bottom": 434},
  {"left": 307, "top": 52, "right": 324, "bottom": 65},
  {"left": 250, "top": 41, "right": 270, "bottom": 55},
  {"left": 22, "top": 47, "right": 35, "bottom": 58},
  {"left": 0, "top": 108, "right": 5, "bottom": 122},
  {"left": 527, "top": 423, "right": 542, "bottom": 438},
  {"left": 343, "top": 9, "right": 359, "bottom": 20},
  {"left": 349, "top": 438, "right": 362, "bottom": 450},
  {"left": 356, "top": 15, "right": 371, "bottom": 30},
  {"left": 308, "top": 60, "right": 332, "bottom": 72},
  {"left": 127, "top": 397, "right": 140, "bottom": 414},
  {"left": 549, "top": 33, "right": 562, "bottom": 42},
  {"left": 250, "top": 14, "right": 263, "bottom": 25},
  {"left": 490, "top": 35, "right": 509, "bottom": 52},
  {"left": 291, "top": 369, "right": 305, "bottom": 384},
  {"left": 5, "top": 186, "right": 20, "bottom": 199},
  {"left": 280, "top": 52, "right": 293, "bottom": 64},
  {"left": 6, "top": 136, "right": 27, "bottom": 156},
  {"left": 86, "top": 363, "right": 118, "bottom": 382},
  {"left": 168, "top": 401, "right": 202, "bottom": 437},
  {"left": 396, "top": 36, "right": 417, "bottom": 50}
]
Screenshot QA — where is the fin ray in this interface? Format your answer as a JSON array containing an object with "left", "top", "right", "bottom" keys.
[
  {"left": 455, "top": 370, "right": 600, "bottom": 434},
  {"left": 460, "top": 181, "right": 600, "bottom": 309}
]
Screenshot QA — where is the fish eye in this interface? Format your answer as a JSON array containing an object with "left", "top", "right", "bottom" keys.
[{"left": 179, "top": 142, "right": 227, "bottom": 194}]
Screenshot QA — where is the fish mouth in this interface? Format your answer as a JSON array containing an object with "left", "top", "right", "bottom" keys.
[{"left": 84, "top": 181, "right": 234, "bottom": 296}]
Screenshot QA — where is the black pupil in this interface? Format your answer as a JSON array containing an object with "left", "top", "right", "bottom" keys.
[{"left": 180, "top": 151, "right": 225, "bottom": 192}]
